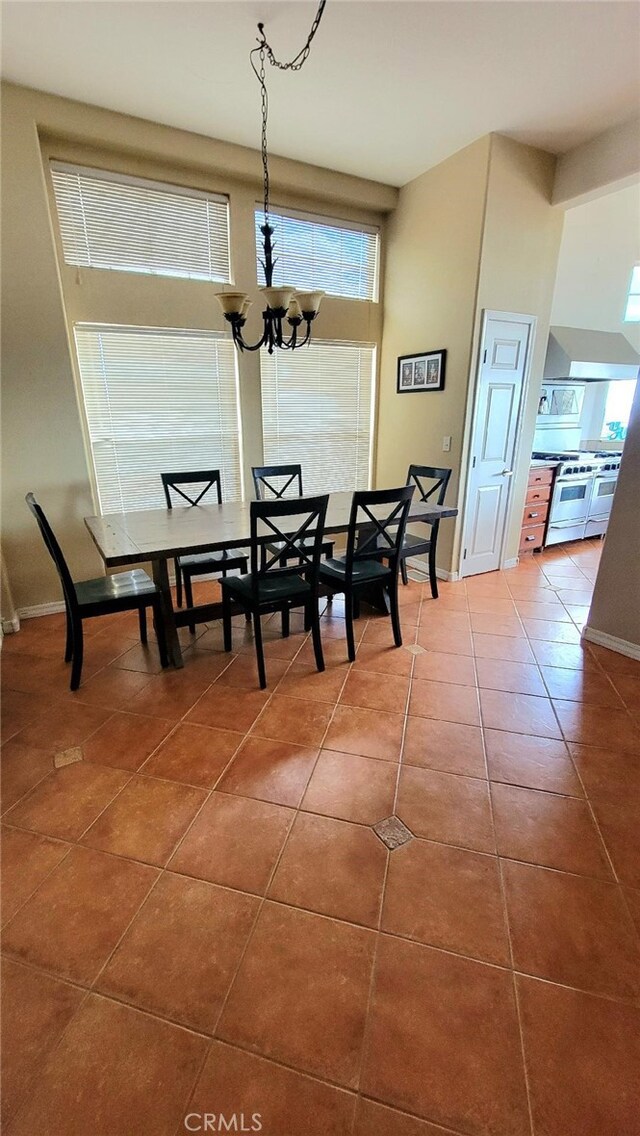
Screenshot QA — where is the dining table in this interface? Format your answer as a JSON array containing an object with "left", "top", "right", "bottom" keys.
[{"left": 85, "top": 490, "right": 458, "bottom": 667}]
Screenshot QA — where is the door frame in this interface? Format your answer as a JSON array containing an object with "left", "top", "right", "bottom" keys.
[{"left": 458, "top": 309, "right": 538, "bottom": 579}]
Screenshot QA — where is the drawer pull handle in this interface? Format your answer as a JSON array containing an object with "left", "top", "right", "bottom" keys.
[
  {"left": 529, "top": 511, "right": 539, "bottom": 518},
  {"left": 525, "top": 535, "right": 536, "bottom": 542}
]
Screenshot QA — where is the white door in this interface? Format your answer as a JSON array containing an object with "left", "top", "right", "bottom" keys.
[{"left": 461, "top": 314, "right": 533, "bottom": 576}]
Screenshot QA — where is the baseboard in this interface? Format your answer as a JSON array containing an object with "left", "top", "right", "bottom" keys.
[
  {"left": 17, "top": 600, "right": 66, "bottom": 620},
  {"left": 582, "top": 625, "right": 640, "bottom": 661},
  {"left": 502, "top": 557, "right": 519, "bottom": 570},
  {"left": 405, "top": 556, "right": 459, "bottom": 583},
  {"left": 2, "top": 617, "right": 20, "bottom": 634}
]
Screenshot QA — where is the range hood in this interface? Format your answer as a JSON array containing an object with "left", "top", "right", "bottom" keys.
[{"left": 544, "top": 327, "right": 640, "bottom": 382}]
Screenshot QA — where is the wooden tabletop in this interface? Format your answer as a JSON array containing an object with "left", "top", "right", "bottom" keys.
[{"left": 85, "top": 491, "right": 458, "bottom": 568}]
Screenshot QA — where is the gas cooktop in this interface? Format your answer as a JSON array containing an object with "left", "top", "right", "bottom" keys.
[{"left": 532, "top": 450, "right": 622, "bottom": 474}]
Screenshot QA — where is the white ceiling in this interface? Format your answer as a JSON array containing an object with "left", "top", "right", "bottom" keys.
[{"left": 2, "top": 0, "right": 639, "bottom": 187}]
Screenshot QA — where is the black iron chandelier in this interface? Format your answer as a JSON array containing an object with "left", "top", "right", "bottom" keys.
[{"left": 215, "top": 2, "right": 327, "bottom": 353}]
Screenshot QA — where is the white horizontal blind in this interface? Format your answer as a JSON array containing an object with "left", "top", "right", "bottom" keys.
[
  {"left": 255, "top": 208, "right": 379, "bottom": 301},
  {"left": 260, "top": 341, "right": 376, "bottom": 494},
  {"left": 51, "top": 162, "right": 231, "bottom": 282},
  {"left": 74, "top": 325, "right": 242, "bottom": 514}
]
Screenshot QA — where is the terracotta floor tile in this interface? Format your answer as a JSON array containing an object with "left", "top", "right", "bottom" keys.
[
  {"left": 0, "top": 739, "right": 53, "bottom": 812},
  {"left": 273, "top": 661, "right": 348, "bottom": 702},
  {"left": 470, "top": 612, "right": 525, "bottom": 638},
  {"left": 1, "top": 958, "right": 84, "bottom": 1127},
  {"left": 1, "top": 826, "right": 70, "bottom": 925},
  {"left": 217, "top": 902, "right": 376, "bottom": 1088},
  {"left": 352, "top": 643, "right": 413, "bottom": 676},
  {"left": 251, "top": 693, "right": 334, "bottom": 747},
  {"left": 530, "top": 638, "right": 595, "bottom": 670},
  {"left": 340, "top": 670, "right": 409, "bottom": 714},
  {"left": 354, "top": 1098, "right": 459, "bottom": 1136},
  {"left": 589, "top": 644, "right": 640, "bottom": 676},
  {"left": 412, "top": 650, "right": 477, "bottom": 686},
  {"left": 553, "top": 700, "right": 640, "bottom": 752},
  {"left": 541, "top": 665, "right": 622, "bottom": 706},
  {"left": 324, "top": 704, "right": 405, "bottom": 763},
  {"left": 297, "top": 636, "right": 357, "bottom": 667},
  {"left": 81, "top": 711, "right": 174, "bottom": 772},
  {"left": 503, "top": 859, "right": 640, "bottom": 999},
  {"left": 624, "top": 886, "right": 640, "bottom": 934},
  {"left": 2, "top": 845, "right": 158, "bottom": 984},
  {"left": 362, "top": 617, "right": 411, "bottom": 647},
  {"left": 81, "top": 775, "right": 206, "bottom": 866},
  {"left": 479, "top": 688, "right": 562, "bottom": 739},
  {"left": 70, "top": 667, "right": 152, "bottom": 710},
  {"left": 568, "top": 742, "right": 640, "bottom": 802},
  {"left": 590, "top": 796, "right": 640, "bottom": 887},
  {"left": 396, "top": 766, "right": 494, "bottom": 853},
  {"left": 185, "top": 684, "right": 271, "bottom": 732},
  {"left": 189, "top": 1041, "right": 356, "bottom": 1136},
  {"left": 409, "top": 679, "right": 480, "bottom": 727},
  {"left": 127, "top": 671, "right": 212, "bottom": 720},
  {"left": 99, "top": 872, "right": 258, "bottom": 1032},
  {"left": 517, "top": 975, "right": 640, "bottom": 1136},
  {"left": 362, "top": 936, "right": 529, "bottom": 1135},
  {"left": 522, "top": 617, "right": 581, "bottom": 644},
  {"left": 4, "top": 761, "right": 131, "bottom": 841},
  {"left": 402, "top": 716, "right": 485, "bottom": 778},
  {"left": 484, "top": 729, "right": 581, "bottom": 796},
  {"left": 491, "top": 782, "right": 612, "bottom": 879},
  {"left": 140, "top": 722, "right": 243, "bottom": 788},
  {"left": 609, "top": 672, "right": 640, "bottom": 708},
  {"left": 238, "top": 628, "right": 309, "bottom": 662},
  {"left": 416, "top": 626, "right": 474, "bottom": 656},
  {"left": 218, "top": 735, "right": 318, "bottom": 807},
  {"left": 7, "top": 992, "right": 207, "bottom": 1136},
  {"left": 13, "top": 699, "right": 111, "bottom": 752},
  {"left": 475, "top": 657, "right": 546, "bottom": 697},
  {"left": 169, "top": 792, "right": 293, "bottom": 894},
  {"left": 472, "top": 633, "right": 534, "bottom": 664},
  {"left": 467, "top": 596, "right": 517, "bottom": 616},
  {"left": 301, "top": 749, "right": 397, "bottom": 825},
  {"left": 513, "top": 599, "right": 572, "bottom": 622},
  {"left": 1, "top": 689, "right": 53, "bottom": 742},
  {"left": 109, "top": 641, "right": 165, "bottom": 674},
  {"left": 382, "top": 840, "right": 509, "bottom": 965},
  {"left": 214, "top": 651, "right": 290, "bottom": 690},
  {"left": 268, "top": 812, "right": 387, "bottom": 927}
]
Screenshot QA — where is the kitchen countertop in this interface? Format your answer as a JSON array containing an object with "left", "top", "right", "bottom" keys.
[{"left": 530, "top": 459, "right": 561, "bottom": 468}]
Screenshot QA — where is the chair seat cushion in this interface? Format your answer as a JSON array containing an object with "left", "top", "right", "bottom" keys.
[
  {"left": 76, "top": 569, "right": 157, "bottom": 606},
  {"left": 178, "top": 549, "right": 247, "bottom": 571},
  {"left": 222, "top": 572, "right": 311, "bottom": 604},
  {"left": 318, "top": 557, "right": 391, "bottom": 585},
  {"left": 403, "top": 532, "right": 432, "bottom": 551}
]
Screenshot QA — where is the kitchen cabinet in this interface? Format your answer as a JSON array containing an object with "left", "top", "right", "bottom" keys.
[{"left": 519, "top": 464, "right": 556, "bottom": 555}]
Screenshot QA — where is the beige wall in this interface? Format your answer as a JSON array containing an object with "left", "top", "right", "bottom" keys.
[
  {"left": 1, "top": 82, "right": 395, "bottom": 611},
  {"left": 376, "top": 133, "right": 563, "bottom": 575},
  {"left": 586, "top": 376, "right": 640, "bottom": 649},
  {"left": 375, "top": 137, "right": 491, "bottom": 570}
]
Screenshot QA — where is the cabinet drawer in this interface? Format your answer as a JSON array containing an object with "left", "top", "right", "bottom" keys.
[
  {"left": 519, "top": 523, "right": 546, "bottom": 552},
  {"left": 522, "top": 502, "right": 549, "bottom": 526},
  {"left": 528, "top": 467, "right": 554, "bottom": 488},
  {"left": 525, "top": 484, "right": 551, "bottom": 506}
]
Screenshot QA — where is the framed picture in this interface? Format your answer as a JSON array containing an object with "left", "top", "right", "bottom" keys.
[{"left": 397, "top": 349, "right": 446, "bottom": 394}]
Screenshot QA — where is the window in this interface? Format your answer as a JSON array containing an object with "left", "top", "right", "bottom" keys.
[
  {"left": 260, "top": 340, "right": 376, "bottom": 493},
  {"left": 51, "top": 162, "right": 231, "bottom": 282},
  {"left": 624, "top": 265, "right": 640, "bottom": 322},
  {"left": 254, "top": 208, "right": 379, "bottom": 301},
  {"left": 600, "top": 379, "right": 637, "bottom": 442},
  {"left": 74, "top": 325, "right": 242, "bottom": 513}
]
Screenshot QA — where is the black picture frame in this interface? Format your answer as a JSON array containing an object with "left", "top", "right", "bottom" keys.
[{"left": 397, "top": 349, "right": 446, "bottom": 394}]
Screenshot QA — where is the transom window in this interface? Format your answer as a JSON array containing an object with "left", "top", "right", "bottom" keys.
[
  {"left": 624, "top": 265, "right": 640, "bottom": 322},
  {"left": 255, "top": 207, "right": 379, "bottom": 301}
]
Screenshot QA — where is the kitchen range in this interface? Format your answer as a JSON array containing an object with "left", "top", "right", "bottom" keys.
[{"left": 531, "top": 450, "right": 622, "bottom": 546}]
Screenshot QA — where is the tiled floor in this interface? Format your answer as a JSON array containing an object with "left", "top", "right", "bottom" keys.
[{"left": 2, "top": 539, "right": 640, "bottom": 1136}]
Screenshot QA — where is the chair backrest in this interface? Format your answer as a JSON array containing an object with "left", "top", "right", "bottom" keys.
[
  {"left": 161, "top": 470, "right": 223, "bottom": 508},
  {"left": 249, "top": 494, "right": 329, "bottom": 602},
  {"left": 343, "top": 485, "right": 415, "bottom": 580},
  {"left": 252, "top": 464, "right": 303, "bottom": 501},
  {"left": 406, "top": 464, "right": 451, "bottom": 507},
  {"left": 25, "top": 493, "right": 78, "bottom": 612}
]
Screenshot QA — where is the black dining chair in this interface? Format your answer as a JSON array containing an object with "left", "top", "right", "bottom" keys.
[
  {"left": 318, "top": 485, "right": 415, "bottom": 662},
  {"left": 221, "top": 494, "right": 329, "bottom": 689},
  {"left": 161, "top": 470, "right": 248, "bottom": 633},
  {"left": 397, "top": 465, "right": 452, "bottom": 597},
  {"left": 26, "top": 493, "right": 168, "bottom": 691},
  {"left": 252, "top": 464, "right": 335, "bottom": 563}
]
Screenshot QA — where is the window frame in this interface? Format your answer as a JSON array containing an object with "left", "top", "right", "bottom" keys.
[{"left": 624, "top": 264, "right": 640, "bottom": 323}]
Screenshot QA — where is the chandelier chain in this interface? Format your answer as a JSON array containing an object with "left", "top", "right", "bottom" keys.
[{"left": 250, "top": 1, "right": 327, "bottom": 220}]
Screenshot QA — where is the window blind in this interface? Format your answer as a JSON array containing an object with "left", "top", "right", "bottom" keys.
[
  {"left": 260, "top": 340, "right": 376, "bottom": 494},
  {"left": 51, "top": 162, "right": 231, "bottom": 282},
  {"left": 74, "top": 325, "right": 242, "bottom": 514},
  {"left": 255, "top": 208, "right": 379, "bottom": 301}
]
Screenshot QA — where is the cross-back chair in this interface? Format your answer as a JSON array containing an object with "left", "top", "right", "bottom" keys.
[
  {"left": 161, "top": 470, "right": 248, "bottom": 633},
  {"left": 396, "top": 465, "right": 451, "bottom": 596},
  {"left": 318, "top": 485, "right": 415, "bottom": 661},
  {"left": 26, "top": 493, "right": 168, "bottom": 690},
  {"left": 252, "top": 463, "right": 334, "bottom": 563},
  {"left": 221, "top": 494, "right": 329, "bottom": 689}
]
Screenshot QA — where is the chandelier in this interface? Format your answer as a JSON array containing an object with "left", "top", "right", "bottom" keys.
[{"left": 215, "top": 2, "right": 327, "bottom": 353}]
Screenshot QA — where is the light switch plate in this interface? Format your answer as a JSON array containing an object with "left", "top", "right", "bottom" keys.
[{"left": 442, "top": 436, "right": 451, "bottom": 452}]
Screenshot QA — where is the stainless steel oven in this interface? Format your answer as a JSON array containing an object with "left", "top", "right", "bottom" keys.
[
  {"left": 546, "top": 471, "right": 593, "bottom": 545},
  {"left": 586, "top": 471, "right": 618, "bottom": 538}
]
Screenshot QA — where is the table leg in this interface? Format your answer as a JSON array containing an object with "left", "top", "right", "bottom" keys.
[{"left": 152, "top": 558, "right": 183, "bottom": 668}]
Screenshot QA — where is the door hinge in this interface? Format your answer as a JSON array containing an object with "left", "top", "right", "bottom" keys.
[
  {"left": 472, "top": 456, "right": 477, "bottom": 468},
  {"left": 483, "top": 349, "right": 487, "bottom": 364},
  {"left": 463, "top": 548, "right": 467, "bottom": 559}
]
